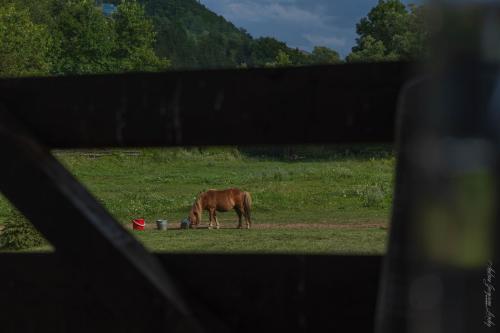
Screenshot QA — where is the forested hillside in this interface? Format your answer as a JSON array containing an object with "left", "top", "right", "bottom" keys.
[
  {"left": 140, "top": 0, "right": 252, "bottom": 68},
  {"left": 139, "top": 0, "right": 340, "bottom": 68},
  {"left": 0, "top": 0, "right": 426, "bottom": 77},
  {"left": 137, "top": 0, "right": 428, "bottom": 68}
]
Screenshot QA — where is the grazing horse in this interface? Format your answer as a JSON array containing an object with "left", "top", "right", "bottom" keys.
[{"left": 188, "top": 188, "right": 252, "bottom": 229}]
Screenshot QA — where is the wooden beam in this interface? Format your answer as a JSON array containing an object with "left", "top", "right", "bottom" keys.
[
  {"left": 0, "top": 253, "right": 382, "bottom": 333},
  {"left": 0, "top": 62, "right": 414, "bottom": 148},
  {"left": 0, "top": 105, "right": 210, "bottom": 332}
]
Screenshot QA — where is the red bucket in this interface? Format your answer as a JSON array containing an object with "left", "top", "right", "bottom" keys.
[{"left": 132, "top": 218, "right": 145, "bottom": 231}]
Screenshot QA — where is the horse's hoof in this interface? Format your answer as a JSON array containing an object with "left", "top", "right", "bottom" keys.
[{"left": 216, "top": 226, "right": 220, "bottom": 230}]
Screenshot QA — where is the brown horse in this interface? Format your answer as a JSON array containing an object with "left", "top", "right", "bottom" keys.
[{"left": 188, "top": 188, "right": 252, "bottom": 229}]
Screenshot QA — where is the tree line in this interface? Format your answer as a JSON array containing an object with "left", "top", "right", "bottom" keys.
[
  {"left": 0, "top": 0, "right": 428, "bottom": 77},
  {"left": 129, "top": 0, "right": 343, "bottom": 69},
  {"left": 0, "top": 0, "right": 168, "bottom": 77},
  {"left": 138, "top": 0, "right": 427, "bottom": 69}
]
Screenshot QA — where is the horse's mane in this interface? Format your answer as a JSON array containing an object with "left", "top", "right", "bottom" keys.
[
  {"left": 192, "top": 189, "right": 217, "bottom": 213},
  {"left": 192, "top": 193, "right": 203, "bottom": 214}
]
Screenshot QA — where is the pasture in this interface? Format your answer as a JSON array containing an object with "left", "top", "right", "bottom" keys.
[{"left": 0, "top": 145, "right": 394, "bottom": 254}]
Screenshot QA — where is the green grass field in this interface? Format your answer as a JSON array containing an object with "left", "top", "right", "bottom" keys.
[{"left": 0, "top": 145, "right": 395, "bottom": 254}]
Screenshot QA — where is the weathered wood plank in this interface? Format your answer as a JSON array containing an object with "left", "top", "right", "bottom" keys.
[
  {"left": 0, "top": 62, "right": 414, "bottom": 148},
  {"left": 0, "top": 253, "right": 382, "bottom": 333},
  {"left": 0, "top": 107, "right": 207, "bottom": 332}
]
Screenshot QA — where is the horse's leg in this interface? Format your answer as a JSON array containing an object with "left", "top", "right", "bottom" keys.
[
  {"left": 235, "top": 207, "right": 243, "bottom": 229},
  {"left": 244, "top": 209, "right": 251, "bottom": 229},
  {"left": 208, "top": 209, "right": 214, "bottom": 230},
  {"left": 214, "top": 211, "right": 220, "bottom": 230}
]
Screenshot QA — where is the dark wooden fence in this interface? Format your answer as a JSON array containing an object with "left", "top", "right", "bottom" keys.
[{"left": 0, "top": 62, "right": 415, "bottom": 333}]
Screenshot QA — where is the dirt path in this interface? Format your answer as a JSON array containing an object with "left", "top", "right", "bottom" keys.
[
  {"left": 0, "top": 221, "right": 387, "bottom": 235},
  {"left": 252, "top": 223, "right": 387, "bottom": 230},
  {"left": 126, "top": 221, "right": 388, "bottom": 231}
]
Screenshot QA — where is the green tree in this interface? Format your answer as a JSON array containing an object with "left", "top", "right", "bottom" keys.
[
  {"left": 250, "top": 37, "right": 289, "bottom": 66},
  {"left": 347, "top": 0, "right": 428, "bottom": 62},
  {"left": 265, "top": 50, "right": 293, "bottom": 68},
  {"left": 394, "top": 4, "right": 429, "bottom": 59},
  {"left": 0, "top": 0, "right": 54, "bottom": 25},
  {"left": 309, "top": 46, "right": 341, "bottom": 64},
  {"left": 283, "top": 48, "right": 309, "bottom": 66},
  {"left": 0, "top": 3, "right": 52, "bottom": 77},
  {"left": 347, "top": 35, "right": 398, "bottom": 62},
  {"left": 50, "top": 0, "right": 116, "bottom": 75},
  {"left": 275, "top": 50, "right": 292, "bottom": 66},
  {"left": 113, "top": 0, "right": 170, "bottom": 71},
  {"left": 355, "top": 0, "right": 407, "bottom": 53}
]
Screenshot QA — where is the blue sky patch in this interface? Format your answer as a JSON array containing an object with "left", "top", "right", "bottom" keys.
[{"left": 200, "top": 0, "right": 418, "bottom": 58}]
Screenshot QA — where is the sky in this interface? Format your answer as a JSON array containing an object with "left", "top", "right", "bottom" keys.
[{"left": 199, "top": 0, "right": 417, "bottom": 58}]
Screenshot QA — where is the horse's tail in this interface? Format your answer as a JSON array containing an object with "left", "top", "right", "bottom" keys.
[{"left": 243, "top": 191, "right": 252, "bottom": 221}]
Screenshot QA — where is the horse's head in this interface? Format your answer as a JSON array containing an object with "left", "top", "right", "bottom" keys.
[
  {"left": 188, "top": 199, "right": 201, "bottom": 227},
  {"left": 188, "top": 209, "right": 199, "bottom": 226}
]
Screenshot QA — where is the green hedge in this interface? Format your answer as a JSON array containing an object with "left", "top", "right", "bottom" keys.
[{"left": 0, "top": 207, "right": 46, "bottom": 250}]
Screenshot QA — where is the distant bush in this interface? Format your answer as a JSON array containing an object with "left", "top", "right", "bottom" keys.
[
  {"left": 0, "top": 208, "right": 46, "bottom": 250},
  {"left": 147, "top": 147, "right": 243, "bottom": 162},
  {"left": 239, "top": 144, "right": 393, "bottom": 160},
  {"left": 360, "top": 186, "right": 386, "bottom": 208},
  {"left": 342, "top": 183, "right": 392, "bottom": 208}
]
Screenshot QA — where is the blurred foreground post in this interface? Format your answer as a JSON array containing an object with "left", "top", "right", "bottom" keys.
[{"left": 377, "top": 2, "right": 499, "bottom": 332}]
